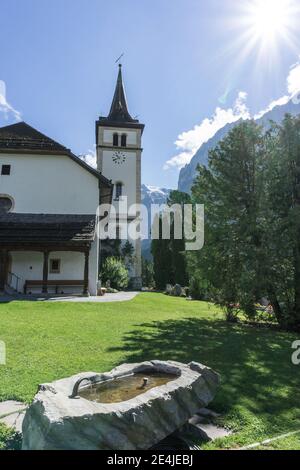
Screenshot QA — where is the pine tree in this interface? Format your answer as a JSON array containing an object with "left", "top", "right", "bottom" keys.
[
  {"left": 167, "top": 190, "right": 191, "bottom": 287},
  {"left": 263, "top": 115, "right": 300, "bottom": 330},
  {"left": 188, "top": 120, "right": 265, "bottom": 320},
  {"left": 151, "top": 214, "right": 174, "bottom": 290}
]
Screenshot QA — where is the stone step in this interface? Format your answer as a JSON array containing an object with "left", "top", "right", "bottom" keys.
[
  {"left": 0, "top": 401, "right": 27, "bottom": 418},
  {"left": 187, "top": 421, "right": 231, "bottom": 442},
  {"left": 197, "top": 407, "right": 221, "bottom": 419},
  {"left": 0, "top": 411, "right": 25, "bottom": 433}
]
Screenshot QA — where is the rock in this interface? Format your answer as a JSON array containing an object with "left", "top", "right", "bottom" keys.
[
  {"left": 165, "top": 284, "right": 173, "bottom": 295},
  {"left": 260, "top": 297, "right": 270, "bottom": 307},
  {"left": 197, "top": 407, "right": 220, "bottom": 419},
  {"left": 22, "top": 360, "right": 220, "bottom": 450},
  {"left": 189, "top": 414, "right": 208, "bottom": 426},
  {"left": 185, "top": 422, "right": 231, "bottom": 442},
  {"left": 172, "top": 284, "right": 183, "bottom": 297}
]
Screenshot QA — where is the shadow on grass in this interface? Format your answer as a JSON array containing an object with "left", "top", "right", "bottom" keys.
[{"left": 107, "top": 317, "right": 300, "bottom": 433}]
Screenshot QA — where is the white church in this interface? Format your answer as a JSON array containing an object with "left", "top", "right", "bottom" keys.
[{"left": 0, "top": 65, "right": 144, "bottom": 296}]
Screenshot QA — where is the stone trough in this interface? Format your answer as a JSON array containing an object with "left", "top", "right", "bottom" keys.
[{"left": 22, "top": 360, "right": 219, "bottom": 450}]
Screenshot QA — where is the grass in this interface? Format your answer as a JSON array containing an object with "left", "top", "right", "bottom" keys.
[
  {"left": 253, "top": 433, "right": 300, "bottom": 450},
  {"left": 0, "top": 293, "right": 299, "bottom": 450}
]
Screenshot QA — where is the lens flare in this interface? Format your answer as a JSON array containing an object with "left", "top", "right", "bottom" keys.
[{"left": 249, "top": 0, "right": 292, "bottom": 42}]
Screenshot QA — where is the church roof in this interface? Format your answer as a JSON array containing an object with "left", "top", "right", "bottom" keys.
[
  {"left": 0, "top": 122, "right": 113, "bottom": 200},
  {"left": 0, "top": 121, "right": 68, "bottom": 152},
  {"left": 97, "top": 65, "right": 144, "bottom": 132},
  {"left": 0, "top": 213, "right": 96, "bottom": 246}
]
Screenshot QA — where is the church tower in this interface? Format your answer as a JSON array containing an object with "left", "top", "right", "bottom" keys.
[{"left": 96, "top": 64, "right": 144, "bottom": 289}]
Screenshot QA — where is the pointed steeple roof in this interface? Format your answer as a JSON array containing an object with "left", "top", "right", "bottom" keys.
[
  {"left": 107, "top": 64, "right": 134, "bottom": 122},
  {"left": 96, "top": 65, "right": 144, "bottom": 136}
]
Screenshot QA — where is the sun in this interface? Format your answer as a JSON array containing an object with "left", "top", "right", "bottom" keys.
[
  {"left": 249, "top": 0, "right": 292, "bottom": 41},
  {"left": 221, "top": 0, "right": 299, "bottom": 85},
  {"left": 230, "top": 0, "right": 299, "bottom": 61}
]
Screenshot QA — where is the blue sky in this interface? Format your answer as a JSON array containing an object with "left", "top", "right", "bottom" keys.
[{"left": 1, "top": 0, "right": 300, "bottom": 188}]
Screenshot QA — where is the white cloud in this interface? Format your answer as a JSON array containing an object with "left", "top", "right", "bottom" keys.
[
  {"left": 163, "top": 92, "right": 250, "bottom": 170},
  {"left": 287, "top": 60, "right": 300, "bottom": 96},
  {"left": 80, "top": 146, "right": 97, "bottom": 168},
  {"left": 255, "top": 59, "right": 300, "bottom": 118},
  {"left": 164, "top": 57, "right": 300, "bottom": 171},
  {"left": 0, "top": 80, "right": 21, "bottom": 122},
  {"left": 254, "top": 95, "right": 290, "bottom": 119}
]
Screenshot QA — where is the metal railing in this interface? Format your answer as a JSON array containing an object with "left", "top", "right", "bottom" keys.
[{"left": 6, "top": 272, "right": 22, "bottom": 293}]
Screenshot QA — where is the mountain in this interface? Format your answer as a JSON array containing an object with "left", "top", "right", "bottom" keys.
[
  {"left": 178, "top": 121, "right": 238, "bottom": 194},
  {"left": 141, "top": 184, "right": 172, "bottom": 260},
  {"left": 178, "top": 98, "right": 300, "bottom": 194},
  {"left": 141, "top": 184, "right": 171, "bottom": 207}
]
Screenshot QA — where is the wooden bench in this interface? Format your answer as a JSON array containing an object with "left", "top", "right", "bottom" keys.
[{"left": 24, "top": 280, "right": 85, "bottom": 295}]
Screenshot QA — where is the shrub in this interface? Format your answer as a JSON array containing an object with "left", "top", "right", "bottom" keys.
[
  {"left": 189, "top": 277, "right": 210, "bottom": 301},
  {"left": 101, "top": 257, "right": 129, "bottom": 291}
]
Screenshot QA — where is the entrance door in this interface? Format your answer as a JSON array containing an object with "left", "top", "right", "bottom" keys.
[{"left": 0, "top": 252, "right": 9, "bottom": 291}]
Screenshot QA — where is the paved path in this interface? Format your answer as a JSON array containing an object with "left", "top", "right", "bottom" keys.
[
  {"left": 48, "top": 292, "right": 139, "bottom": 303},
  {"left": 0, "top": 401, "right": 28, "bottom": 433},
  {"left": 0, "top": 292, "right": 139, "bottom": 303}
]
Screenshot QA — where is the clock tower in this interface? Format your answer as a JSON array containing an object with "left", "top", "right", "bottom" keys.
[{"left": 96, "top": 64, "right": 144, "bottom": 289}]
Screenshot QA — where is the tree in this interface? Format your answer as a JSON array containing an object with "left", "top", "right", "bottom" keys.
[
  {"left": 167, "top": 191, "right": 190, "bottom": 287},
  {"left": 262, "top": 115, "right": 300, "bottom": 330},
  {"left": 151, "top": 191, "right": 190, "bottom": 290},
  {"left": 121, "top": 240, "right": 135, "bottom": 273},
  {"left": 100, "top": 257, "right": 129, "bottom": 290},
  {"left": 142, "top": 258, "right": 155, "bottom": 288},
  {"left": 151, "top": 214, "right": 174, "bottom": 290},
  {"left": 187, "top": 121, "right": 266, "bottom": 320}
]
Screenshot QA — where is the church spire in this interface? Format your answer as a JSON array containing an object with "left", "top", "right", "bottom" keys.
[{"left": 108, "top": 64, "right": 134, "bottom": 123}]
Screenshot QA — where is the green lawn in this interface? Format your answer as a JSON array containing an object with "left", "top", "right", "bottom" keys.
[{"left": 0, "top": 293, "right": 299, "bottom": 450}]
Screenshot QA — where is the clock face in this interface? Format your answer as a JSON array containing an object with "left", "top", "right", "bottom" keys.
[{"left": 112, "top": 151, "right": 126, "bottom": 165}]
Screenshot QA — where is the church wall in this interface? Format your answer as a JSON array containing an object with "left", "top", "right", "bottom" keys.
[
  {"left": 11, "top": 252, "right": 43, "bottom": 292},
  {"left": 0, "top": 153, "right": 99, "bottom": 215},
  {"left": 97, "top": 122, "right": 143, "bottom": 288},
  {"left": 103, "top": 129, "right": 137, "bottom": 146},
  {"left": 10, "top": 251, "right": 89, "bottom": 294},
  {"left": 102, "top": 150, "right": 137, "bottom": 214},
  {"left": 88, "top": 240, "right": 98, "bottom": 296}
]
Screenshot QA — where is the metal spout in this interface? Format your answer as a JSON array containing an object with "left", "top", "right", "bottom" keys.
[{"left": 69, "top": 377, "right": 93, "bottom": 399}]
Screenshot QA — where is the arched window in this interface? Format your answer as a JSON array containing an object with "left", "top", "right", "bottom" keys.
[
  {"left": 115, "top": 182, "right": 123, "bottom": 200},
  {"left": 121, "top": 134, "right": 127, "bottom": 147},
  {"left": 113, "top": 133, "right": 119, "bottom": 147},
  {"left": 0, "top": 196, "right": 13, "bottom": 214}
]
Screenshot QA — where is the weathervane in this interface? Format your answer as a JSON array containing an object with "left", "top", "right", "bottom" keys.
[{"left": 115, "top": 53, "right": 124, "bottom": 66}]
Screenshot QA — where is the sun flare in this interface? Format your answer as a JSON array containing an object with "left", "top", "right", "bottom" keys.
[
  {"left": 231, "top": 0, "right": 300, "bottom": 62},
  {"left": 249, "top": 0, "right": 292, "bottom": 42},
  {"left": 251, "top": 0, "right": 290, "bottom": 39}
]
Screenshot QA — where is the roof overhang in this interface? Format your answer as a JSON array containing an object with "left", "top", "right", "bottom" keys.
[
  {"left": 0, "top": 213, "right": 97, "bottom": 246},
  {"left": 96, "top": 118, "right": 145, "bottom": 133}
]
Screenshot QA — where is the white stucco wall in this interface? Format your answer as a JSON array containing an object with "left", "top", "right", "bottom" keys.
[
  {"left": 11, "top": 252, "right": 43, "bottom": 292},
  {"left": 103, "top": 129, "right": 137, "bottom": 146},
  {"left": 89, "top": 240, "right": 98, "bottom": 296},
  {"left": 0, "top": 152, "right": 101, "bottom": 295},
  {"left": 101, "top": 150, "right": 137, "bottom": 215},
  {"left": 0, "top": 153, "right": 99, "bottom": 214},
  {"left": 97, "top": 124, "right": 142, "bottom": 286},
  {"left": 10, "top": 250, "right": 99, "bottom": 295}
]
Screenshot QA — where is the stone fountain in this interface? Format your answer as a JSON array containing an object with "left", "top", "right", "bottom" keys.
[{"left": 22, "top": 360, "right": 219, "bottom": 450}]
